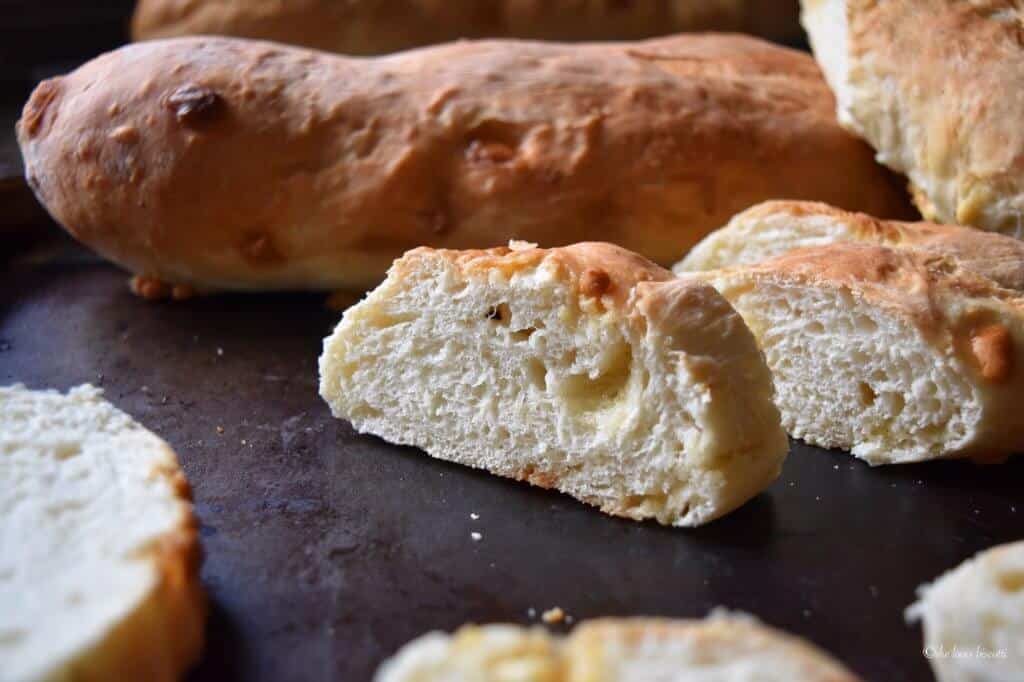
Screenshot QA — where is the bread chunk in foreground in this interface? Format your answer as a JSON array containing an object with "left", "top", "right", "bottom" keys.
[
  {"left": 319, "top": 242, "right": 787, "bottom": 526},
  {"left": 374, "top": 612, "right": 862, "bottom": 682},
  {"left": 676, "top": 201, "right": 1024, "bottom": 293},
  {"left": 688, "top": 244, "right": 1024, "bottom": 464},
  {"left": 0, "top": 384, "right": 205, "bottom": 682},
  {"left": 908, "top": 541, "right": 1024, "bottom": 682}
]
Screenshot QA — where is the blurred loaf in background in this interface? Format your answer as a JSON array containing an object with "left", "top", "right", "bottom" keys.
[{"left": 132, "top": 0, "right": 804, "bottom": 54}]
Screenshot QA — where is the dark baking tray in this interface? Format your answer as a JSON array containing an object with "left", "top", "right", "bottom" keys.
[{"left": 3, "top": 243, "right": 1023, "bottom": 682}]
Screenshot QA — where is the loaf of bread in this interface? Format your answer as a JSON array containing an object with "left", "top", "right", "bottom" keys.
[
  {"left": 0, "top": 384, "right": 205, "bottom": 682},
  {"left": 676, "top": 201, "right": 1024, "bottom": 292},
  {"left": 376, "top": 612, "right": 861, "bottom": 681},
  {"left": 17, "top": 34, "right": 915, "bottom": 299},
  {"left": 132, "top": 0, "right": 803, "bottom": 55},
  {"left": 802, "top": 0, "right": 1024, "bottom": 236},
  {"left": 685, "top": 244, "right": 1024, "bottom": 464},
  {"left": 907, "top": 541, "right": 1024, "bottom": 682},
  {"left": 319, "top": 241, "right": 788, "bottom": 526}
]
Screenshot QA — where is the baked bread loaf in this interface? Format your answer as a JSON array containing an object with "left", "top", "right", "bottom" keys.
[
  {"left": 319, "top": 241, "right": 788, "bottom": 526},
  {"left": 0, "top": 384, "right": 204, "bottom": 681},
  {"left": 685, "top": 244, "right": 1024, "bottom": 464},
  {"left": 676, "top": 201, "right": 1024, "bottom": 292},
  {"left": 17, "top": 34, "right": 915, "bottom": 299},
  {"left": 375, "top": 612, "right": 861, "bottom": 681},
  {"left": 132, "top": 0, "right": 804, "bottom": 54},
  {"left": 907, "top": 541, "right": 1024, "bottom": 682},
  {"left": 802, "top": 0, "right": 1024, "bottom": 236}
]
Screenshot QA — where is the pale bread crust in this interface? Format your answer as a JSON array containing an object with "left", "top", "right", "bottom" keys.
[
  {"left": 131, "top": 0, "right": 803, "bottom": 53},
  {"left": 908, "top": 541, "right": 1024, "bottom": 682},
  {"left": 375, "top": 613, "right": 862, "bottom": 681},
  {"left": 17, "top": 34, "right": 913, "bottom": 298},
  {"left": 802, "top": 0, "right": 1024, "bottom": 236},
  {"left": 320, "top": 242, "right": 788, "bottom": 526},
  {"left": 693, "top": 243, "right": 1024, "bottom": 462},
  {"left": 0, "top": 385, "right": 205, "bottom": 682},
  {"left": 677, "top": 201, "right": 1024, "bottom": 292}
]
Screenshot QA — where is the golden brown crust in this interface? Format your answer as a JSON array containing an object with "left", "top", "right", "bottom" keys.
[
  {"left": 567, "top": 617, "right": 862, "bottom": 681},
  {"left": 733, "top": 200, "right": 1024, "bottom": 291},
  {"left": 18, "top": 34, "right": 914, "bottom": 295},
  {"left": 809, "top": 0, "right": 1024, "bottom": 234},
  {"left": 131, "top": 0, "right": 804, "bottom": 54},
  {"left": 400, "top": 241, "right": 674, "bottom": 312}
]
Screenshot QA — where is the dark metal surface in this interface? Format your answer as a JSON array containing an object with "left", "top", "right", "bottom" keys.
[{"left": 2, "top": 252, "right": 1023, "bottom": 682}]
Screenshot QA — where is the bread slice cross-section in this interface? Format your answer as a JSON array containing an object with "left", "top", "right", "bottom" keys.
[
  {"left": 686, "top": 244, "right": 1024, "bottom": 464},
  {"left": 0, "top": 384, "right": 205, "bottom": 682},
  {"left": 676, "top": 201, "right": 1024, "bottom": 292},
  {"left": 319, "top": 242, "right": 788, "bottom": 526},
  {"left": 374, "top": 612, "right": 862, "bottom": 682},
  {"left": 907, "top": 541, "right": 1024, "bottom": 682}
]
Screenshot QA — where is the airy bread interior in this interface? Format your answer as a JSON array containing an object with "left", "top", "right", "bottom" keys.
[
  {"left": 704, "top": 276, "right": 981, "bottom": 464},
  {"left": 320, "top": 246, "right": 786, "bottom": 526},
  {"left": 908, "top": 541, "right": 1024, "bottom": 682},
  {"left": 0, "top": 384, "right": 202, "bottom": 681}
]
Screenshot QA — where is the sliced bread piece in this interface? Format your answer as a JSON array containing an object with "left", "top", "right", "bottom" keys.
[
  {"left": 675, "top": 201, "right": 1024, "bottom": 292},
  {"left": 685, "top": 244, "right": 1024, "bottom": 464},
  {"left": 907, "top": 541, "right": 1024, "bottom": 682},
  {"left": 0, "top": 384, "right": 205, "bottom": 682},
  {"left": 375, "top": 612, "right": 862, "bottom": 682},
  {"left": 319, "top": 241, "right": 788, "bottom": 526}
]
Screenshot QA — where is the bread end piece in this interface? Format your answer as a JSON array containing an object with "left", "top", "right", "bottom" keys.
[
  {"left": 320, "top": 242, "right": 787, "bottom": 527},
  {"left": 908, "top": 541, "right": 1024, "bottom": 682},
  {"left": 375, "top": 612, "right": 862, "bottom": 682},
  {"left": 689, "top": 243, "right": 1024, "bottom": 464},
  {"left": 0, "top": 384, "right": 205, "bottom": 682}
]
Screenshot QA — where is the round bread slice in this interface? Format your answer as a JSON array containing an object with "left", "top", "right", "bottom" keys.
[
  {"left": 319, "top": 241, "right": 788, "bottom": 527},
  {"left": 907, "top": 541, "right": 1024, "bottom": 682},
  {"left": 801, "top": 0, "right": 1024, "bottom": 236},
  {"left": 686, "top": 244, "right": 1024, "bottom": 464},
  {"left": 675, "top": 201, "right": 1024, "bottom": 293},
  {"left": 0, "top": 384, "right": 205, "bottom": 682},
  {"left": 374, "top": 612, "right": 862, "bottom": 681}
]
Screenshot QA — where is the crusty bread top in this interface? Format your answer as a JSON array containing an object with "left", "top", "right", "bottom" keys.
[
  {"left": 18, "top": 33, "right": 913, "bottom": 293},
  {"left": 803, "top": 0, "right": 1024, "bottom": 235},
  {"left": 397, "top": 241, "right": 674, "bottom": 311},
  {"left": 699, "top": 243, "right": 1024, "bottom": 386},
  {"left": 682, "top": 200, "right": 1024, "bottom": 291},
  {"left": 376, "top": 613, "right": 861, "bottom": 681},
  {"left": 568, "top": 615, "right": 861, "bottom": 681}
]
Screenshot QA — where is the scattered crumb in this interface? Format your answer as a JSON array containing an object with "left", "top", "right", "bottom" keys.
[
  {"left": 241, "top": 439, "right": 247, "bottom": 446},
  {"left": 527, "top": 607, "right": 537, "bottom": 619},
  {"left": 542, "top": 607, "right": 565, "bottom": 624},
  {"left": 216, "top": 347, "right": 224, "bottom": 356},
  {"left": 470, "top": 512, "right": 480, "bottom": 520},
  {"left": 1013, "top": 506, "right": 1017, "bottom": 513},
  {"left": 833, "top": 464, "right": 839, "bottom": 470},
  {"left": 216, "top": 426, "right": 224, "bottom": 434},
  {"left": 802, "top": 609, "right": 811, "bottom": 619},
  {"left": 470, "top": 532, "right": 482, "bottom": 542}
]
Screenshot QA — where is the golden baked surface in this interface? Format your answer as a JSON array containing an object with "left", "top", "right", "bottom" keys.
[
  {"left": 678, "top": 200, "right": 1024, "bottom": 291},
  {"left": 803, "top": 0, "right": 1024, "bottom": 235},
  {"left": 18, "top": 34, "right": 913, "bottom": 296}
]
